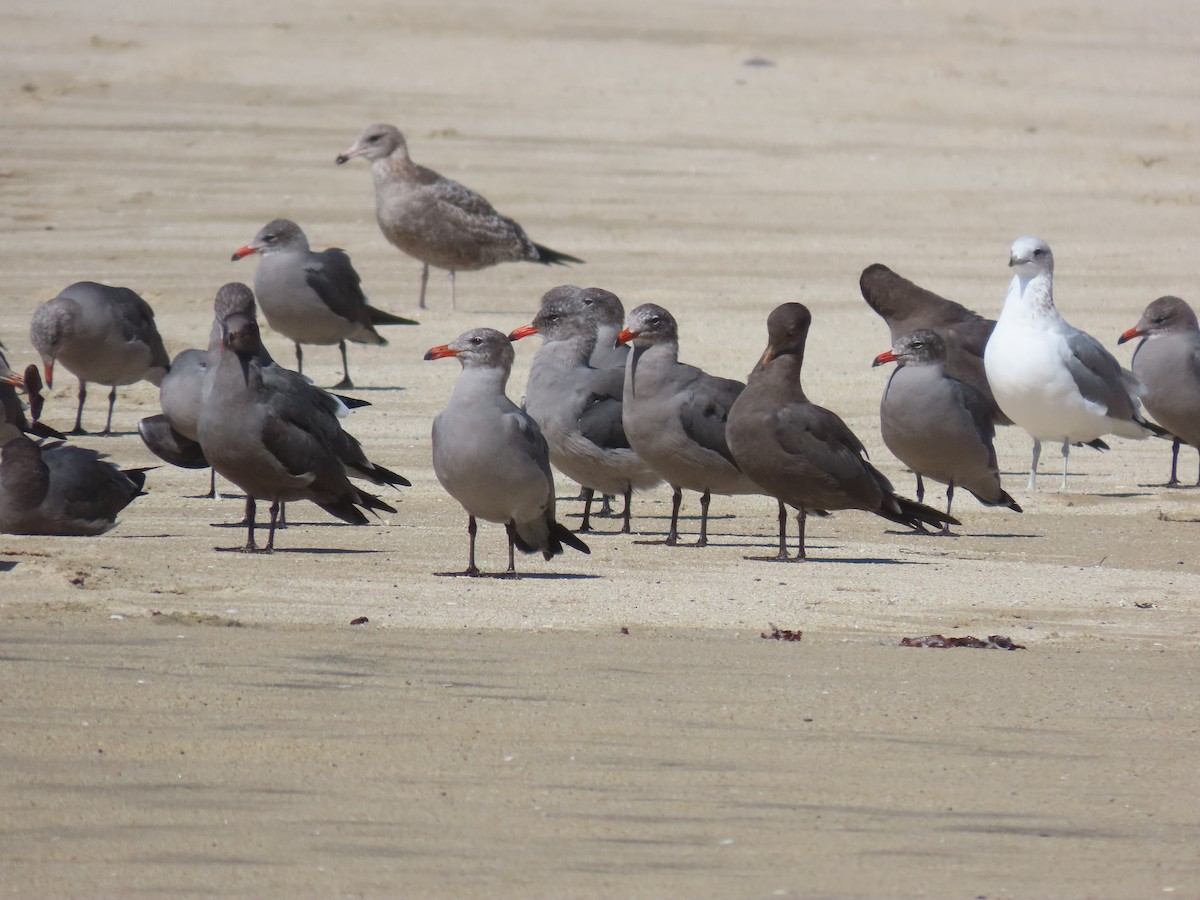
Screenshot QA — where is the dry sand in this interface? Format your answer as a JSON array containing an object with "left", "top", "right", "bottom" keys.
[{"left": 2, "top": 1, "right": 1199, "bottom": 897}]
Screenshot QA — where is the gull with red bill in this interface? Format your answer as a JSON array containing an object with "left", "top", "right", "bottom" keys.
[
  {"left": 29, "top": 281, "right": 170, "bottom": 435},
  {"left": 232, "top": 218, "right": 417, "bottom": 389},
  {"left": 425, "top": 327, "right": 589, "bottom": 576},
  {"left": 873, "top": 329, "right": 1020, "bottom": 528},
  {"left": 1118, "top": 295, "right": 1200, "bottom": 486}
]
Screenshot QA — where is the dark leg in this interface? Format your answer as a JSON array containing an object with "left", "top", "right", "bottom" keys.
[
  {"left": 666, "top": 486, "right": 682, "bottom": 545},
  {"left": 464, "top": 515, "right": 480, "bottom": 576},
  {"left": 503, "top": 521, "right": 518, "bottom": 578},
  {"left": 1168, "top": 439, "right": 1181, "bottom": 486},
  {"left": 333, "top": 340, "right": 354, "bottom": 390},
  {"left": 794, "top": 508, "right": 808, "bottom": 560},
  {"left": 696, "top": 490, "right": 712, "bottom": 547},
  {"left": 449, "top": 270, "right": 457, "bottom": 310},
  {"left": 71, "top": 378, "right": 87, "bottom": 434},
  {"left": 775, "top": 500, "right": 788, "bottom": 560},
  {"left": 621, "top": 484, "right": 633, "bottom": 534},
  {"left": 599, "top": 494, "right": 614, "bottom": 516},
  {"left": 278, "top": 502, "right": 287, "bottom": 527},
  {"left": 102, "top": 385, "right": 117, "bottom": 435},
  {"left": 294, "top": 342, "right": 304, "bottom": 376},
  {"left": 264, "top": 500, "right": 281, "bottom": 552},
  {"left": 1195, "top": 449, "right": 1199, "bottom": 487},
  {"left": 915, "top": 473, "right": 925, "bottom": 504},
  {"left": 204, "top": 468, "right": 217, "bottom": 499},
  {"left": 418, "top": 264, "right": 430, "bottom": 310},
  {"left": 242, "top": 498, "right": 258, "bottom": 551},
  {"left": 578, "top": 487, "right": 594, "bottom": 533},
  {"left": 942, "top": 483, "right": 954, "bottom": 535}
]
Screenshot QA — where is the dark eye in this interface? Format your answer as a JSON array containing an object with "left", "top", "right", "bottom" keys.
[
  {"left": 1033, "top": 248, "right": 1045, "bottom": 257},
  {"left": 367, "top": 134, "right": 380, "bottom": 143}
]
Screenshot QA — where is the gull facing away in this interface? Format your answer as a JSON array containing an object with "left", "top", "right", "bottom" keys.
[
  {"left": 336, "top": 124, "right": 583, "bottom": 310},
  {"left": 1118, "top": 295, "right": 1200, "bottom": 485},
  {"left": 232, "top": 218, "right": 417, "bottom": 389},
  {"left": 29, "top": 282, "right": 170, "bottom": 435},
  {"left": 984, "top": 237, "right": 1162, "bottom": 491},
  {"left": 726, "top": 303, "right": 956, "bottom": 561},
  {"left": 509, "top": 286, "right": 660, "bottom": 533},
  {"left": 425, "top": 328, "right": 590, "bottom": 577},
  {"left": 873, "top": 329, "right": 1021, "bottom": 530},
  {"left": 617, "top": 304, "right": 761, "bottom": 546},
  {"left": 197, "top": 302, "right": 403, "bottom": 553}
]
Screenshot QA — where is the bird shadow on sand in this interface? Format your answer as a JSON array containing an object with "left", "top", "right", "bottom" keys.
[
  {"left": 213, "top": 546, "right": 383, "bottom": 555},
  {"left": 889, "top": 529, "right": 1041, "bottom": 540},
  {"left": 74, "top": 429, "right": 140, "bottom": 438},
  {"left": 0, "top": 561, "right": 16, "bottom": 572},
  {"left": 433, "top": 571, "right": 601, "bottom": 580},
  {"left": 335, "top": 385, "right": 408, "bottom": 393},
  {"left": 743, "top": 553, "right": 932, "bottom": 565}
]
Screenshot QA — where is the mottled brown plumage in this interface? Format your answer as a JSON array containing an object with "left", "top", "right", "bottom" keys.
[{"left": 337, "top": 124, "right": 582, "bottom": 309}]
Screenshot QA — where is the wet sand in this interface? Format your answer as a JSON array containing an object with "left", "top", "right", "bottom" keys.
[{"left": 2, "top": 0, "right": 1200, "bottom": 896}]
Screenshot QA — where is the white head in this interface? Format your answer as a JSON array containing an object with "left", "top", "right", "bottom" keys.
[{"left": 1008, "top": 236, "right": 1054, "bottom": 279}]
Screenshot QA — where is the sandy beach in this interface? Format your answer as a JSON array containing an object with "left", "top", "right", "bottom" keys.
[{"left": 2, "top": 1, "right": 1199, "bottom": 896}]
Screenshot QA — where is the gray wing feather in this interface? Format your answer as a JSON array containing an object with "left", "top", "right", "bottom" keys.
[{"left": 1064, "top": 331, "right": 1139, "bottom": 418}]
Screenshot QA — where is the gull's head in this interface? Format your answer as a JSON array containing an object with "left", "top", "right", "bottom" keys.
[{"left": 1008, "top": 236, "right": 1054, "bottom": 277}]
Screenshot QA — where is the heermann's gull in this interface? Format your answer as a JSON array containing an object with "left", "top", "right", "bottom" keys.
[
  {"left": 1118, "top": 295, "right": 1200, "bottom": 485},
  {"left": 0, "top": 351, "right": 65, "bottom": 442},
  {"left": 29, "top": 282, "right": 170, "bottom": 435},
  {"left": 0, "top": 397, "right": 146, "bottom": 536},
  {"left": 726, "top": 303, "right": 957, "bottom": 560},
  {"left": 873, "top": 329, "right": 1021, "bottom": 530},
  {"left": 336, "top": 124, "right": 583, "bottom": 310},
  {"left": 231, "top": 218, "right": 417, "bottom": 389},
  {"left": 984, "top": 237, "right": 1162, "bottom": 491},
  {"left": 196, "top": 307, "right": 401, "bottom": 552},
  {"left": 859, "top": 263, "right": 1006, "bottom": 422},
  {"left": 508, "top": 286, "right": 659, "bottom": 533},
  {"left": 138, "top": 349, "right": 212, "bottom": 484},
  {"left": 425, "top": 328, "right": 590, "bottom": 576},
  {"left": 574, "top": 287, "right": 629, "bottom": 371},
  {"left": 616, "top": 304, "right": 760, "bottom": 546}
]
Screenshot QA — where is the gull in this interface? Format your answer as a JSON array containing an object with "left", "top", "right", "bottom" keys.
[
  {"left": 336, "top": 124, "right": 583, "bottom": 309},
  {"left": 425, "top": 328, "right": 589, "bottom": 576},
  {"left": 232, "top": 218, "right": 417, "bottom": 389},
  {"left": 983, "top": 236, "right": 1160, "bottom": 490},
  {"left": 1118, "top": 296, "right": 1200, "bottom": 485}
]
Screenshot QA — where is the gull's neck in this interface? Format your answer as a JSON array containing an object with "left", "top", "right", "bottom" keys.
[{"left": 1003, "top": 268, "right": 1056, "bottom": 323}]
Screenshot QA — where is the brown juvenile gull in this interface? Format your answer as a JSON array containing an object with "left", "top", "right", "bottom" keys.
[
  {"left": 873, "top": 329, "right": 1021, "bottom": 530},
  {"left": 726, "top": 303, "right": 957, "bottom": 560},
  {"left": 336, "top": 124, "right": 583, "bottom": 310},
  {"left": 616, "top": 303, "right": 761, "bottom": 546},
  {"left": 0, "top": 398, "right": 146, "bottom": 536},
  {"left": 509, "top": 286, "right": 660, "bottom": 533},
  {"left": 425, "top": 328, "right": 590, "bottom": 577},
  {"left": 197, "top": 307, "right": 400, "bottom": 553},
  {"left": 29, "top": 282, "right": 170, "bottom": 435},
  {"left": 232, "top": 218, "right": 417, "bottom": 389},
  {"left": 984, "top": 237, "right": 1164, "bottom": 491},
  {"left": 1118, "top": 295, "right": 1200, "bottom": 486}
]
